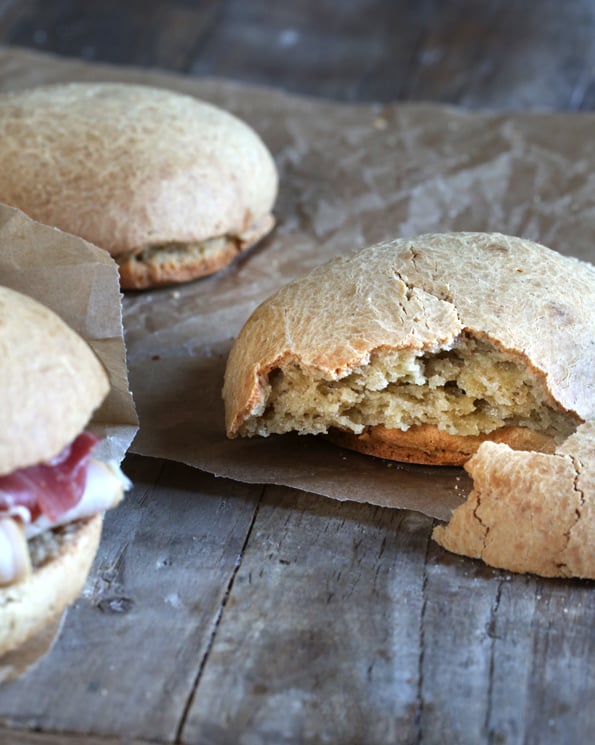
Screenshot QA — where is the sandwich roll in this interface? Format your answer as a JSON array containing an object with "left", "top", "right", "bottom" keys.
[
  {"left": 0, "top": 286, "right": 131, "bottom": 657},
  {"left": 0, "top": 82, "right": 278, "bottom": 289},
  {"left": 0, "top": 449, "right": 131, "bottom": 585},
  {"left": 0, "top": 515, "right": 105, "bottom": 659}
]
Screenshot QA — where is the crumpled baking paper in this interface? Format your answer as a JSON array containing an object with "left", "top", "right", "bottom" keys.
[{"left": 1, "top": 46, "right": 594, "bottom": 522}]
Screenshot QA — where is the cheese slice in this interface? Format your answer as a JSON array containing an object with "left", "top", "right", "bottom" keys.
[{"left": 0, "top": 517, "right": 31, "bottom": 586}]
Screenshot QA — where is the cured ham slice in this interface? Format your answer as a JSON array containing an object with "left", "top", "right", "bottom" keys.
[
  {"left": 24, "top": 458, "right": 130, "bottom": 539},
  {"left": 0, "top": 432, "right": 99, "bottom": 523},
  {"left": 0, "top": 440, "right": 129, "bottom": 585}
]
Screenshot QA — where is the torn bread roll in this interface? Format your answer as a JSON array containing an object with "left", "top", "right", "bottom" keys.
[
  {"left": 0, "top": 287, "right": 130, "bottom": 657},
  {"left": 0, "top": 82, "right": 278, "bottom": 289},
  {"left": 223, "top": 232, "right": 595, "bottom": 466},
  {"left": 432, "top": 420, "right": 595, "bottom": 579}
]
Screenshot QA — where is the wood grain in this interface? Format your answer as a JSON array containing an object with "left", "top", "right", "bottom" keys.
[
  {"left": 182, "top": 486, "right": 432, "bottom": 744},
  {"left": 0, "top": 730, "right": 154, "bottom": 745},
  {"left": 1, "top": 0, "right": 595, "bottom": 108},
  {"left": 405, "top": 0, "right": 595, "bottom": 110},
  {"left": 0, "top": 457, "right": 263, "bottom": 742}
]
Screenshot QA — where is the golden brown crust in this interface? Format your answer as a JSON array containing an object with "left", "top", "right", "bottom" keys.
[
  {"left": 0, "top": 83, "right": 278, "bottom": 283},
  {"left": 432, "top": 421, "right": 595, "bottom": 579},
  {"left": 0, "top": 515, "right": 103, "bottom": 658},
  {"left": 328, "top": 423, "right": 557, "bottom": 466},
  {"left": 118, "top": 213, "right": 275, "bottom": 290},
  {"left": 0, "top": 287, "right": 109, "bottom": 475}
]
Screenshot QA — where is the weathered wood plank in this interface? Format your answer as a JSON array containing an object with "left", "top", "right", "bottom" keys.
[
  {"left": 3, "top": 0, "right": 594, "bottom": 109},
  {"left": 487, "top": 576, "right": 595, "bottom": 744},
  {"left": 415, "top": 544, "right": 498, "bottom": 743},
  {"left": 405, "top": 0, "right": 595, "bottom": 110},
  {"left": 188, "top": 0, "right": 595, "bottom": 108},
  {"left": 182, "top": 484, "right": 432, "bottom": 743},
  {"left": 189, "top": 0, "right": 430, "bottom": 101},
  {"left": 179, "top": 484, "right": 595, "bottom": 745},
  {"left": 0, "top": 0, "right": 220, "bottom": 72},
  {"left": 418, "top": 544, "right": 595, "bottom": 744},
  {"left": 0, "top": 456, "right": 262, "bottom": 742}
]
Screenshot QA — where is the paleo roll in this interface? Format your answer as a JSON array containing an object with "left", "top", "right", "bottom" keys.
[
  {"left": 0, "top": 287, "right": 130, "bottom": 656},
  {"left": 0, "top": 82, "right": 278, "bottom": 289},
  {"left": 223, "top": 232, "right": 594, "bottom": 466}
]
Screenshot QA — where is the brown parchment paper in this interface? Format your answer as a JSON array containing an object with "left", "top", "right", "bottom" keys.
[
  {"left": 0, "top": 202, "right": 137, "bottom": 679},
  {"left": 0, "top": 203, "right": 138, "bottom": 462},
  {"left": 1, "top": 46, "right": 594, "bottom": 521}
]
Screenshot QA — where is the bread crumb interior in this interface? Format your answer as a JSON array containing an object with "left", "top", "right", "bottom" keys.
[{"left": 241, "top": 335, "right": 576, "bottom": 440}]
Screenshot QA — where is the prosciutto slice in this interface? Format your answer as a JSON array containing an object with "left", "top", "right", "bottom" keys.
[{"left": 0, "top": 432, "right": 99, "bottom": 523}]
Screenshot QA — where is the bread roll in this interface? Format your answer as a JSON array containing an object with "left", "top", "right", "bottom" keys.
[
  {"left": 0, "top": 516, "right": 102, "bottom": 658},
  {"left": 224, "top": 232, "right": 594, "bottom": 465},
  {"left": 0, "top": 83, "right": 278, "bottom": 289},
  {"left": 0, "top": 288, "right": 126, "bottom": 658}
]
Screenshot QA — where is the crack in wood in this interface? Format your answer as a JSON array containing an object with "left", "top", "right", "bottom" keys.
[
  {"left": 484, "top": 578, "right": 504, "bottom": 743},
  {"left": 174, "top": 483, "right": 266, "bottom": 744},
  {"left": 414, "top": 520, "right": 433, "bottom": 745}
]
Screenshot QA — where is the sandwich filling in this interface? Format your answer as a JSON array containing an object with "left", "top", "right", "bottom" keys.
[
  {"left": 240, "top": 335, "right": 578, "bottom": 442},
  {"left": 0, "top": 433, "right": 130, "bottom": 586}
]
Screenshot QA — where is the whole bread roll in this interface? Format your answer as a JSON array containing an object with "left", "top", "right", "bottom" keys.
[
  {"left": 0, "top": 83, "right": 278, "bottom": 289},
  {"left": 223, "top": 232, "right": 595, "bottom": 466}
]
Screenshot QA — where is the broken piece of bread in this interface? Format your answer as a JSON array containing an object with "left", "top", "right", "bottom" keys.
[
  {"left": 432, "top": 420, "right": 595, "bottom": 578},
  {"left": 224, "top": 232, "right": 594, "bottom": 466}
]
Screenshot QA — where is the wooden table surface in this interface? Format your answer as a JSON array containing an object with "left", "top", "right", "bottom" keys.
[{"left": 0, "top": 2, "right": 594, "bottom": 745}]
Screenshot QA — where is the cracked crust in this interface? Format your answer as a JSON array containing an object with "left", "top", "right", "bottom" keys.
[
  {"left": 224, "top": 232, "right": 595, "bottom": 465},
  {"left": 0, "top": 82, "right": 278, "bottom": 287},
  {"left": 432, "top": 421, "right": 595, "bottom": 578}
]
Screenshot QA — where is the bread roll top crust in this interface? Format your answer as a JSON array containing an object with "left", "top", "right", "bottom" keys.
[
  {"left": 432, "top": 420, "right": 595, "bottom": 578},
  {"left": 0, "top": 287, "right": 108, "bottom": 474},
  {"left": 0, "top": 82, "right": 278, "bottom": 257}
]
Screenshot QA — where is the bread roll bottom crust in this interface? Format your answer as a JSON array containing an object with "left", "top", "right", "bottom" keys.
[
  {"left": 327, "top": 423, "right": 558, "bottom": 466},
  {"left": 117, "top": 214, "right": 275, "bottom": 289}
]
